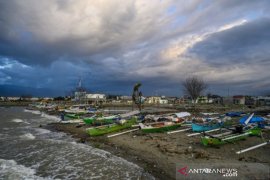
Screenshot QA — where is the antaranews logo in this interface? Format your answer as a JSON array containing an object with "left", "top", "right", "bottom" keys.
[
  {"left": 176, "top": 163, "right": 269, "bottom": 180},
  {"left": 178, "top": 166, "right": 188, "bottom": 176},
  {"left": 177, "top": 166, "right": 237, "bottom": 177}
]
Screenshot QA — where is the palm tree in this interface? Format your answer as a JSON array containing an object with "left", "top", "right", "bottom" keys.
[{"left": 132, "top": 83, "right": 143, "bottom": 111}]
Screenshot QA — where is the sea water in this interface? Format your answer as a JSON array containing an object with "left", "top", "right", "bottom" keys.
[{"left": 0, "top": 107, "right": 154, "bottom": 180}]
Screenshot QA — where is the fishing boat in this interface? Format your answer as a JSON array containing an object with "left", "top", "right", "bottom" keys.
[
  {"left": 86, "top": 119, "right": 136, "bottom": 136},
  {"left": 225, "top": 112, "right": 244, "bottom": 117},
  {"left": 191, "top": 122, "right": 222, "bottom": 132},
  {"left": 64, "top": 104, "right": 89, "bottom": 114},
  {"left": 65, "top": 113, "right": 81, "bottom": 119},
  {"left": 201, "top": 127, "right": 261, "bottom": 146},
  {"left": 84, "top": 111, "right": 140, "bottom": 125},
  {"left": 83, "top": 115, "right": 119, "bottom": 125},
  {"left": 139, "top": 122, "right": 182, "bottom": 133},
  {"left": 84, "top": 118, "right": 114, "bottom": 126}
]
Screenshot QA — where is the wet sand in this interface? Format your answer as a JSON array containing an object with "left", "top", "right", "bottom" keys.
[{"left": 45, "top": 122, "right": 270, "bottom": 180}]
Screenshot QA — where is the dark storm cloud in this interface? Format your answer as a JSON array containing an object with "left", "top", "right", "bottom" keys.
[
  {"left": 189, "top": 18, "right": 270, "bottom": 67},
  {"left": 1, "top": 0, "right": 270, "bottom": 96}
]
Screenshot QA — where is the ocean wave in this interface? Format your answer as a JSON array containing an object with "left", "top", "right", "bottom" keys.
[
  {"left": 41, "top": 113, "right": 61, "bottom": 121},
  {"left": 20, "top": 133, "right": 36, "bottom": 140},
  {"left": 0, "top": 159, "right": 48, "bottom": 180},
  {"left": 12, "top": 119, "right": 24, "bottom": 123},
  {"left": 24, "top": 109, "right": 41, "bottom": 115},
  {"left": 34, "top": 128, "right": 51, "bottom": 135}
]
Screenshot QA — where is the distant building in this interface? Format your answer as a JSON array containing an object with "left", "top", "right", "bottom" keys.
[
  {"left": 233, "top": 95, "right": 245, "bottom": 105},
  {"left": 86, "top": 93, "right": 106, "bottom": 105},
  {"left": 146, "top": 96, "right": 161, "bottom": 104},
  {"left": 146, "top": 96, "right": 168, "bottom": 104},
  {"left": 7, "top": 97, "right": 20, "bottom": 101},
  {"left": 29, "top": 97, "right": 39, "bottom": 101},
  {"left": 74, "top": 91, "right": 87, "bottom": 102},
  {"left": 73, "top": 78, "right": 87, "bottom": 103},
  {"left": 197, "top": 96, "right": 208, "bottom": 104},
  {"left": 159, "top": 96, "right": 168, "bottom": 104},
  {"left": 86, "top": 93, "right": 106, "bottom": 100},
  {"left": 254, "top": 96, "right": 270, "bottom": 106},
  {"left": 245, "top": 96, "right": 256, "bottom": 106},
  {"left": 223, "top": 96, "right": 234, "bottom": 105},
  {"left": 43, "top": 97, "right": 53, "bottom": 101},
  {"left": 119, "top": 96, "right": 133, "bottom": 104},
  {"left": 166, "top": 97, "right": 178, "bottom": 104}
]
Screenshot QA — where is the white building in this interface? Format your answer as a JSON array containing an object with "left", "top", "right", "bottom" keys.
[
  {"left": 86, "top": 93, "right": 106, "bottom": 100},
  {"left": 7, "top": 97, "right": 20, "bottom": 101},
  {"left": 159, "top": 98, "right": 168, "bottom": 104},
  {"left": 146, "top": 96, "right": 168, "bottom": 104}
]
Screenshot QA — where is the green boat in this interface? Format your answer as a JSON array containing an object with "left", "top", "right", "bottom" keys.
[
  {"left": 83, "top": 115, "right": 118, "bottom": 125},
  {"left": 83, "top": 117, "right": 95, "bottom": 125},
  {"left": 65, "top": 113, "right": 81, "bottom": 119},
  {"left": 201, "top": 127, "right": 261, "bottom": 146},
  {"left": 139, "top": 122, "right": 182, "bottom": 133},
  {"left": 86, "top": 119, "right": 136, "bottom": 136}
]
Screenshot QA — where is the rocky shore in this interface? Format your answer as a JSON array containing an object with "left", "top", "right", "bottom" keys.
[{"left": 45, "top": 121, "right": 270, "bottom": 180}]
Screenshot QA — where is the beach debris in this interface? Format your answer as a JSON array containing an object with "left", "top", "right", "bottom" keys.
[
  {"left": 187, "top": 128, "right": 222, "bottom": 137},
  {"left": 167, "top": 128, "right": 191, "bottom": 134},
  {"left": 236, "top": 140, "right": 270, "bottom": 154},
  {"left": 201, "top": 127, "right": 261, "bottom": 146},
  {"left": 60, "top": 119, "right": 84, "bottom": 124},
  {"left": 119, "top": 110, "right": 140, "bottom": 118},
  {"left": 107, "top": 128, "right": 140, "bottom": 138},
  {"left": 239, "top": 113, "right": 264, "bottom": 125},
  {"left": 139, "top": 122, "right": 182, "bottom": 133}
]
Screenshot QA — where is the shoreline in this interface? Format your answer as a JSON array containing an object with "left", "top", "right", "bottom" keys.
[
  {"left": 45, "top": 123, "right": 169, "bottom": 179},
  {"left": 44, "top": 121, "right": 270, "bottom": 180}
]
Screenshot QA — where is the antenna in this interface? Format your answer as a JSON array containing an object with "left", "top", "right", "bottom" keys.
[{"left": 78, "top": 77, "right": 82, "bottom": 88}]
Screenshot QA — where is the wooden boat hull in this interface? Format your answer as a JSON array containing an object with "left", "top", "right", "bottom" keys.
[
  {"left": 192, "top": 123, "right": 221, "bottom": 132},
  {"left": 141, "top": 123, "right": 181, "bottom": 133},
  {"left": 64, "top": 113, "right": 80, "bottom": 120},
  {"left": 83, "top": 118, "right": 115, "bottom": 125},
  {"left": 83, "top": 118, "right": 94, "bottom": 125},
  {"left": 201, "top": 128, "right": 261, "bottom": 146},
  {"left": 86, "top": 119, "right": 136, "bottom": 136}
]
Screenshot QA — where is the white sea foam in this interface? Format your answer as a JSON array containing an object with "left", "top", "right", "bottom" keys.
[
  {"left": 0, "top": 159, "right": 47, "bottom": 180},
  {"left": 41, "top": 113, "right": 61, "bottom": 121},
  {"left": 35, "top": 128, "right": 51, "bottom": 135},
  {"left": 12, "top": 119, "right": 24, "bottom": 123},
  {"left": 24, "top": 109, "right": 41, "bottom": 115},
  {"left": 20, "top": 133, "right": 36, "bottom": 140}
]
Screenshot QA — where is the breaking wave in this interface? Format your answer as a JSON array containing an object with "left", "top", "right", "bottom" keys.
[
  {"left": 34, "top": 128, "right": 51, "bottom": 135},
  {"left": 12, "top": 119, "right": 24, "bottom": 123},
  {"left": 20, "top": 133, "right": 36, "bottom": 140},
  {"left": 40, "top": 113, "right": 61, "bottom": 121},
  {"left": 0, "top": 159, "right": 48, "bottom": 180},
  {"left": 24, "top": 109, "right": 41, "bottom": 115}
]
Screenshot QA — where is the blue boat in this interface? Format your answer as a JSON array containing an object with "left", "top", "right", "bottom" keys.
[
  {"left": 239, "top": 115, "right": 264, "bottom": 124},
  {"left": 225, "top": 112, "right": 243, "bottom": 117},
  {"left": 191, "top": 122, "right": 222, "bottom": 132}
]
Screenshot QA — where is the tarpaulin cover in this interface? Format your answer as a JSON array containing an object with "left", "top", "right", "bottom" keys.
[
  {"left": 226, "top": 112, "right": 243, "bottom": 117},
  {"left": 239, "top": 116, "right": 264, "bottom": 124},
  {"left": 175, "top": 112, "right": 191, "bottom": 118}
]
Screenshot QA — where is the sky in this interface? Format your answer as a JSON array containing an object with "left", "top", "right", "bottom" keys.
[{"left": 0, "top": 0, "right": 270, "bottom": 97}]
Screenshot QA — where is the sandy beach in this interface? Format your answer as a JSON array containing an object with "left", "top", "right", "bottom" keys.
[{"left": 45, "top": 118, "right": 270, "bottom": 180}]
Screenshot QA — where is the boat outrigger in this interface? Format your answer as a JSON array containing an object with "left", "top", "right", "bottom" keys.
[
  {"left": 191, "top": 122, "right": 222, "bottom": 132},
  {"left": 201, "top": 127, "right": 261, "bottom": 146},
  {"left": 86, "top": 118, "right": 137, "bottom": 136},
  {"left": 139, "top": 122, "right": 182, "bottom": 133},
  {"left": 201, "top": 113, "right": 263, "bottom": 146}
]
